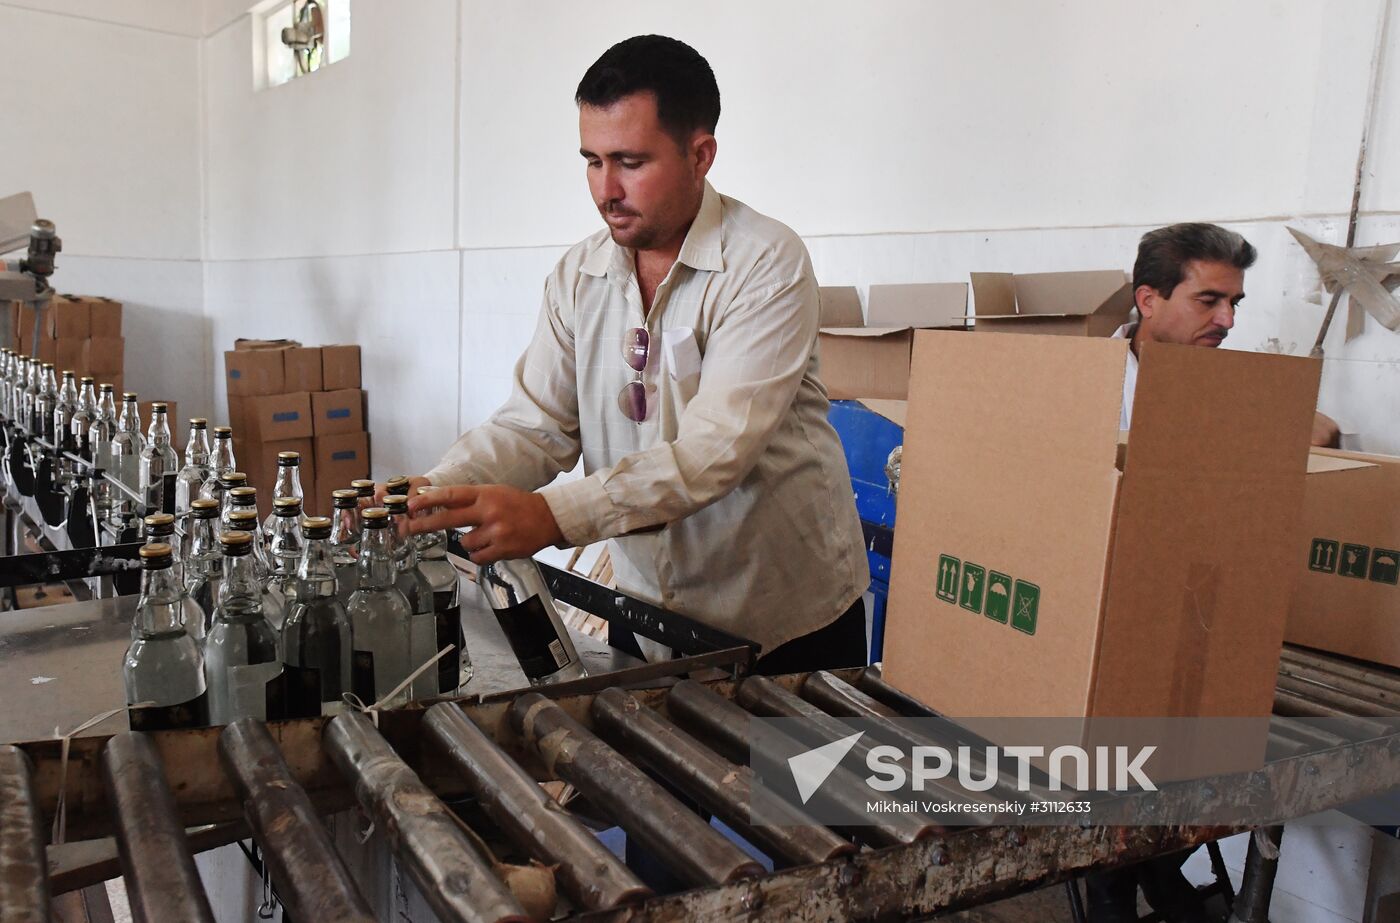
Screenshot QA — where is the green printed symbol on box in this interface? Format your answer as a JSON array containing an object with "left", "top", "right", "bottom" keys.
[
  {"left": 1308, "top": 538, "right": 1338, "bottom": 574},
  {"left": 936, "top": 555, "right": 960, "bottom": 604},
  {"left": 1340, "top": 544, "right": 1370, "bottom": 580},
  {"left": 1011, "top": 581, "right": 1040, "bottom": 635},
  {"left": 1371, "top": 549, "right": 1399, "bottom": 586},
  {"left": 985, "top": 572, "right": 1012, "bottom": 623},
  {"left": 959, "top": 563, "right": 986, "bottom": 614}
]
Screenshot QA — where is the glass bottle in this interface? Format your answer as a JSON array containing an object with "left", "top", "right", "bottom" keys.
[
  {"left": 52, "top": 371, "right": 78, "bottom": 487},
  {"left": 262, "top": 451, "right": 305, "bottom": 540},
  {"left": 183, "top": 498, "right": 223, "bottom": 639},
  {"left": 34, "top": 363, "right": 57, "bottom": 443},
  {"left": 282, "top": 516, "right": 352, "bottom": 714},
  {"left": 328, "top": 488, "right": 362, "bottom": 606},
  {"left": 384, "top": 495, "right": 437, "bottom": 699},
  {"left": 203, "top": 530, "right": 282, "bottom": 725},
  {"left": 346, "top": 508, "right": 412, "bottom": 706},
  {"left": 139, "top": 402, "right": 179, "bottom": 516},
  {"left": 267, "top": 496, "right": 304, "bottom": 612},
  {"left": 210, "top": 426, "right": 237, "bottom": 484},
  {"left": 212, "top": 469, "right": 247, "bottom": 513},
  {"left": 175, "top": 418, "right": 214, "bottom": 525},
  {"left": 351, "top": 479, "right": 376, "bottom": 513},
  {"left": 108, "top": 393, "right": 144, "bottom": 522},
  {"left": 223, "top": 487, "right": 264, "bottom": 542},
  {"left": 414, "top": 486, "right": 470, "bottom": 692},
  {"left": 0, "top": 349, "right": 11, "bottom": 421},
  {"left": 71, "top": 377, "right": 97, "bottom": 460},
  {"left": 124, "top": 542, "right": 208, "bottom": 730},
  {"left": 88, "top": 384, "right": 119, "bottom": 521},
  {"left": 478, "top": 556, "right": 585, "bottom": 684},
  {"left": 21, "top": 359, "right": 40, "bottom": 436},
  {"left": 226, "top": 507, "right": 284, "bottom": 630},
  {"left": 137, "top": 512, "right": 205, "bottom": 643}
]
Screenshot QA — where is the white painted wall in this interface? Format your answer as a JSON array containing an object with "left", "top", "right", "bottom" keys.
[{"left": 0, "top": 2, "right": 210, "bottom": 417}]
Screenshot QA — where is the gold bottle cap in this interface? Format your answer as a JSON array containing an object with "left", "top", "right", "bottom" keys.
[
  {"left": 221, "top": 471, "right": 248, "bottom": 485},
  {"left": 150, "top": 402, "right": 167, "bottom": 412},
  {"left": 228, "top": 509, "right": 259, "bottom": 525},
  {"left": 213, "top": 425, "right": 232, "bottom": 436},
  {"left": 382, "top": 494, "right": 408, "bottom": 511},
  {"left": 273, "top": 497, "right": 302, "bottom": 513},
  {"left": 219, "top": 530, "right": 254, "bottom": 549},
  {"left": 277, "top": 451, "right": 300, "bottom": 464},
  {"left": 80, "top": 376, "right": 94, "bottom": 384},
  {"left": 230, "top": 486, "right": 258, "bottom": 500},
  {"left": 139, "top": 542, "right": 173, "bottom": 560},
  {"left": 191, "top": 498, "right": 220, "bottom": 516},
  {"left": 301, "top": 516, "right": 332, "bottom": 537},
  {"left": 189, "top": 417, "right": 207, "bottom": 427},
  {"left": 362, "top": 507, "right": 389, "bottom": 526},
  {"left": 143, "top": 513, "right": 175, "bottom": 531}
]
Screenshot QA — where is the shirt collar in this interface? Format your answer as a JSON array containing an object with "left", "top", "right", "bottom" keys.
[{"left": 578, "top": 181, "right": 725, "bottom": 279}]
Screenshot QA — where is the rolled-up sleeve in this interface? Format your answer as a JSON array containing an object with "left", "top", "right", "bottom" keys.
[
  {"left": 538, "top": 252, "right": 818, "bottom": 547},
  {"left": 424, "top": 277, "right": 583, "bottom": 491}
]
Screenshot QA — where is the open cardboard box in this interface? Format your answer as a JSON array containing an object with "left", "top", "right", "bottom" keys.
[
  {"left": 818, "top": 283, "right": 968, "bottom": 400},
  {"left": 1286, "top": 448, "right": 1400, "bottom": 667},
  {"left": 970, "top": 270, "right": 1133, "bottom": 337},
  {"left": 883, "top": 332, "right": 1320, "bottom": 777}
]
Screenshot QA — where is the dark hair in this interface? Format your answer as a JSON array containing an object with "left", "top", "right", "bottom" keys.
[
  {"left": 1133, "top": 223, "right": 1257, "bottom": 297},
  {"left": 576, "top": 35, "right": 720, "bottom": 142}
]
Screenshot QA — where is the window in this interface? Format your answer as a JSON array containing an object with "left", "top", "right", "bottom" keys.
[{"left": 256, "top": 0, "right": 351, "bottom": 90}]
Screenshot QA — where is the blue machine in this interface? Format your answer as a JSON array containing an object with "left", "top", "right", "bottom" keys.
[{"left": 827, "top": 399, "right": 903, "bottom": 663}]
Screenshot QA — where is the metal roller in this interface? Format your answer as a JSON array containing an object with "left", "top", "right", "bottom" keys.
[
  {"left": 855, "top": 664, "right": 941, "bottom": 717},
  {"left": 422, "top": 702, "right": 651, "bottom": 911},
  {"left": 590, "top": 686, "right": 855, "bottom": 867},
  {"left": 100, "top": 732, "right": 216, "bottom": 923},
  {"left": 508, "top": 692, "right": 765, "bottom": 888},
  {"left": 325, "top": 711, "right": 528, "bottom": 923},
  {"left": 665, "top": 679, "right": 940, "bottom": 847},
  {"left": 218, "top": 719, "right": 375, "bottom": 923},
  {"left": 0, "top": 746, "right": 49, "bottom": 923}
]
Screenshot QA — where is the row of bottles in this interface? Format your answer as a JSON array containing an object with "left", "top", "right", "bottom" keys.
[{"left": 125, "top": 485, "right": 475, "bottom": 728}]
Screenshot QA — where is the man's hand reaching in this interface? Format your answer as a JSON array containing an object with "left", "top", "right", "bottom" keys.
[{"left": 406, "top": 484, "right": 565, "bottom": 565}]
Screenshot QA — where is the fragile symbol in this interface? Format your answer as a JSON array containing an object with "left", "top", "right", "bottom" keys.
[
  {"left": 1371, "top": 549, "right": 1399, "bottom": 586},
  {"left": 936, "top": 555, "right": 960, "bottom": 604},
  {"left": 1011, "top": 581, "right": 1040, "bottom": 636},
  {"left": 1340, "top": 544, "right": 1371, "bottom": 580},
  {"left": 959, "top": 563, "right": 986, "bottom": 614},
  {"left": 985, "top": 572, "right": 1012, "bottom": 623},
  {"left": 1308, "top": 538, "right": 1338, "bottom": 574}
]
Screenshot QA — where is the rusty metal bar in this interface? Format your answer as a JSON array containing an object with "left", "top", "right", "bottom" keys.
[
  {"left": 1276, "top": 674, "right": 1395, "bottom": 719},
  {"left": 1282, "top": 646, "right": 1400, "bottom": 700},
  {"left": 854, "top": 664, "right": 940, "bottom": 717},
  {"left": 99, "top": 733, "right": 216, "bottom": 923},
  {"left": 798, "top": 670, "right": 1046, "bottom": 809},
  {"left": 0, "top": 745, "right": 49, "bottom": 923},
  {"left": 218, "top": 719, "right": 375, "bottom": 923},
  {"left": 590, "top": 686, "right": 855, "bottom": 867},
  {"left": 422, "top": 702, "right": 651, "bottom": 911},
  {"left": 324, "top": 711, "right": 528, "bottom": 923},
  {"left": 665, "top": 679, "right": 939, "bottom": 847},
  {"left": 1278, "top": 655, "right": 1400, "bottom": 714},
  {"left": 509, "top": 691, "right": 765, "bottom": 888}
]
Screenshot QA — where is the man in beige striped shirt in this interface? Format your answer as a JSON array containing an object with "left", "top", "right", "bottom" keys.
[{"left": 407, "top": 35, "right": 869, "bottom": 672}]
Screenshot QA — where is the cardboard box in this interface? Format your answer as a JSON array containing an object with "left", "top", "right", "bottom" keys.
[
  {"left": 884, "top": 333, "right": 1319, "bottom": 761},
  {"left": 311, "top": 388, "right": 365, "bottom": 436},
  {"left": 321, "top": 344, "right": 361, "bottom": 391},
  {"left": 818, "top": 283, "right": 969, "bottom": 400},
  {"left": 225, "top": 348, "right": 285, "bottom": 396},
  {"left": 313, "top": 431, "right": 370, "bottom": 508},
  {"left": 45, "top": 295, "right": 90, "bottom": 339},
  {"left": 970, "top": 270, "right": 1133, "bottom": 337},
  {"left": 235, "top": 338, "right": 300, "bottom": 351},
  {"left": 55, "top": 338, "right": 85, "bottom": 373},
  {"left": 243, "top": 392, "right": 313, "bottom": 443},
  {"left": 83, "top": 337, "right": 125, "bottom": 374},
  {"left": 89, "top": 298, "right": 123, "bottom": 337},
  {"left": 13, "top": 302, "right": 37, "bottom": 351},
  {"left": 284, "top": 346, "right": 323, "bottom": 393},
  {"left": 1285, "top": 449, "right": 1400, "bottom": 667},
  {"left": 36, "top": 337, "right": 56, "bottom": 364}
]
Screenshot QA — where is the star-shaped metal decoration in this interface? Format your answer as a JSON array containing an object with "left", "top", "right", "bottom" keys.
[{"left": 1289, "top": 227, "right": 1400, "bottom": 356}]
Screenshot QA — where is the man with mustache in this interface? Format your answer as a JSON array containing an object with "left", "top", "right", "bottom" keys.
[
  {"left": 1088, "top": 221, "right": 1338, "bottom": 921},
  {"left": 1116, "top": 222, "right": 1340, "bottom": 446},
  {"left": 405, "top": 35, "right": 870, "bottom": 675}
]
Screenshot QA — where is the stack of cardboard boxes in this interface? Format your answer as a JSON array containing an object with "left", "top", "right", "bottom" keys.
[
  {"left": 7, "top": 295, "right": 125, "bottom": 392},
  {"left": 225, "top": 340, "right": 368, "bottom": 518}
]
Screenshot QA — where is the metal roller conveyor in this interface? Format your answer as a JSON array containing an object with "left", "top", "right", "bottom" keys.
[
  {"left": 100, "top": 732, "right": 216, "bottom": 923},
  {"left": 508, "top": 691, "right": 766, "bottom": 888},
  {"left": 589, "top": 685, "right": 856, "bottom": 867},
  {"left": 218, "top": 719, "right": 376, "bottom": 923},
  {"left": 324, "top": 710, "right": 529, "bottom": 923},
  {"left": 0, "top": 745, "right": 49, "bottom": 923},
  {"left": 422, "top": 701, "right": 651, "bottom": 912}
]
